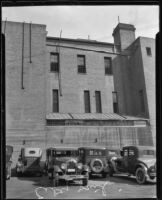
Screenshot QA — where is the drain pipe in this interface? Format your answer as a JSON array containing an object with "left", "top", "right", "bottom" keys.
[
  {"left": 29, "top": 22, "right": 32, "bottom": 63},
  {"left": 21, "top": 22, "right": 25, "bottom": 89}
]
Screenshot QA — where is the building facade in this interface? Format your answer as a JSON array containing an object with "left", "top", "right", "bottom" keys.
[{"left": 2, "top": 21, "right": 155, "bottom": 163}]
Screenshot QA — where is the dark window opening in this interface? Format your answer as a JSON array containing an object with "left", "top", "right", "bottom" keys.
[
  {"left": 50, "top": 53, "right": 59, "bottom": 72},
  {"left": 53, "top": 90, "right": 59, "bottom": 113},
  {"left": 104, "top": 57, "right": 112, "bottom": 75},
  {"left": 77, "top": 55, "right": 86, "bottom": 73},
  {"left": 95, "top": 91, "right": 102, "bottom": 113},
  {"left": 146, "top": 47, "right": 152, "bottom": 56},
  {"left": 139, "top": 90, "right": 145, "bottom": 112},
  {"left": 112, "top": 92, "right": 119, "bottom": 113},
  {"left": 84, "top": 90, "right": 91, "bottom": 113}
]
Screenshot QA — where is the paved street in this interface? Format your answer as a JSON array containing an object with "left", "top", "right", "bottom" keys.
[{"left": 6, "top": 174, "right": 156, "bottom": 199}]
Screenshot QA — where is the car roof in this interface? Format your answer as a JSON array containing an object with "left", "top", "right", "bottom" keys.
[
  {"left": 46, "top": 146, "right": 79, "bottom": 151},
  {"left": 79, "top": 146, "right": 106, "bottom": 150},
  {"left": 122, "top": 145, "right": 156, "bottom": 151}
]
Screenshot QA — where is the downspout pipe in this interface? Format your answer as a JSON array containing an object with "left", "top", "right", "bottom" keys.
[{"left": 21, "top": 22, "right": 25, "bottom": 89}]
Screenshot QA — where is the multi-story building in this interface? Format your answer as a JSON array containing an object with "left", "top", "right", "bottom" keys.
[{"left": 2, "top": 21, "right": 155, "bottom": 163}]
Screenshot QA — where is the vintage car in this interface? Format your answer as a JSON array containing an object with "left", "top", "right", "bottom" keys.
[
  {"left": 108, "top": 145, "right": 156, "bottom": 184},
  {"left": 16, "top": 147, "right": 43, "bottom": 176},
  {"left": 45, "top": 147, "right": 89, "bottom": 186},
  {"left": 78, "top": 147, "right": 109, "bottom": 178},
  {"left": 6, "top": 145, "right": 13, "bottom": 180}
]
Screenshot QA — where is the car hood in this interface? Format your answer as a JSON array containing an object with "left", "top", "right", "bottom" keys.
[
  {"left": 55, "top": 157, "right": 79, "bottom": 163},
  {"left": 139, "top": 157, "right": 156, "bottom": 168}
]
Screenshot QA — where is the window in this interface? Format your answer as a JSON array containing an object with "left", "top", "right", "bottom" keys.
[
  {"left": 84, "top": 90, "right": 91, "bottom": 113},
  {"left": 104, "top": 57, "right": 112, "bottom": 75},
  {"left": 146, "top": 47, "right": 152, "bottom": 56},
  {"left": 77, "top": 55, "right": 86, "bottom": 73},
  {"left": 112, "top": 92, "right": 119, "bottom": 113},
  {"left": 95, "top": 91, "right": 102, "bottom": 113},
  {"left": 139, "top": 90, "right": 145, "bottom": 112},
  {"left": 53, "top": 90, "right": 59, "bottom": 112},
  {"left": 50, "top": 53, "right": 59, "bottom": 72}
]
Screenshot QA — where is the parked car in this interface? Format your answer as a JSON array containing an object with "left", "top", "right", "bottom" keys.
[
  {"left": 16, "top": 147, "right": 43, "bottom": 176},
  {"left": 45, "top": 147, "right": 89, "bottom": 186},
  {"left": 108, "top": 145, "right": 156, "bottom": 184},
  {"left": 6, "top": 145, "right": 13, "bottom": 180},
  {"left": 78, "top": 147, "right": 109, "bottom": 178}
]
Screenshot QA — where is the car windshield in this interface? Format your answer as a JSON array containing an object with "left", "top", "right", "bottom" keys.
[
  {"left": 88, "top": 149, "right": 105, "bottom": 156},
  {"left": 140, "top": 149, "right": 156, "bottom": 157},
  {"left": 54, "top": 150, "right": 78, "bottom": 157}
]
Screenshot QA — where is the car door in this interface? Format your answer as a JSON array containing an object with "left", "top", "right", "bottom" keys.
[
  {"left": 127, "top": 148, "right": 136, "bottom": 173},
  {"left": 117, "top": 148, "right": 128, "bottom": 172}
]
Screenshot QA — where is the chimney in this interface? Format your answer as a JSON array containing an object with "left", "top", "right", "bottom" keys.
[{"left": 112, "top": 23, "right": 136, "bottom": 52}]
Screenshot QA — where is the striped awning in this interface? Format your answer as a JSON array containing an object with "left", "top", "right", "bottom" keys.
[
  {"left": 46, "top": 113, "right": 72, "bottom": 120},
  {"left": 70, "top": 113, "right": 125, "bottom": 120},
  {"left": 46, "top": 113, "right": 148, "bottom": 121}
]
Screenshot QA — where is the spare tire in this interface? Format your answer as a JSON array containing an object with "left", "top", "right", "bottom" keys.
[{"left": 90, "top": 158, "right": 104, "bottom": 173}]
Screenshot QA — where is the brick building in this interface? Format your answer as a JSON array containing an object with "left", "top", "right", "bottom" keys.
[{"left": 2, "top": 21, "right": 155, "bottom": 163}]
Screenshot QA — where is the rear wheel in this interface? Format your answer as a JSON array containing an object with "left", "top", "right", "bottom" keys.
[{"left": 135, "top": 168, "right": 146, "bottom": 184}]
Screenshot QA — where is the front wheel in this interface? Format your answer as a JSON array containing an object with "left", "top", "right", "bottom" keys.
[
  {"left": 135, "top": 168, "right": 146, "bottom": 184},
  {"left": 83, "top": 178, "right": 88, "bottom": 186}
]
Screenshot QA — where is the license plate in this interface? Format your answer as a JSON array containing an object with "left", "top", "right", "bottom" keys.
[{"left": 67, "top": 169, "right": 75, "bottom": 172}]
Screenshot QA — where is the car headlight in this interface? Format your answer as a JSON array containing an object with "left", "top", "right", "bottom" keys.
[
  {"left": 77, "top": 163, "right": 83, "bottom": 169},
  {"left": 61, "top": 163, "right": 67, "bottom": 170}
]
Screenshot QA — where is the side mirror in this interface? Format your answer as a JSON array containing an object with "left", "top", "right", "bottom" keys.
[{"left": 120, "top": 150, "right": 123, "bottom": 156}]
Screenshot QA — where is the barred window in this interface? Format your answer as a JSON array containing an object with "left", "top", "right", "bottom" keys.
[{"left": 77, "top": 55, "right": 86, "bottom": 73}]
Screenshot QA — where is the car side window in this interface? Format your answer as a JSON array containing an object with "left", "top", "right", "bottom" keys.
[
  {"left": 123, "top": 149, "right": 128, "bottom": 156},
  {"left": 129, "top": 149, "right": 135, "bottom": 156}
]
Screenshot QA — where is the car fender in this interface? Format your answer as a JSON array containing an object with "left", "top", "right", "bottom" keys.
[
  {"left": 53, "top": 165, "right": 62, "bottom": 173},
  {"left": 83, "top": 165, "right": 89, "bottom": 172},
  {"left": 135, "top": 163, "right": 147, "bottom": 174}
]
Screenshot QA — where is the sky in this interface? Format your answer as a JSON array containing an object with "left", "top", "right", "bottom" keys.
[{"left": 2, "top": 6, "right": 159, "bottom": 43}]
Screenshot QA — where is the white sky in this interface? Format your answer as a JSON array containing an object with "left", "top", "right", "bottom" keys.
[{"left": 2, "top": 5, "right": 159, "bottom": 43}]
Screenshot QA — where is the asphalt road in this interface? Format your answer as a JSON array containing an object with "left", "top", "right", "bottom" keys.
[{"left": 6, "top": 174, "right": 156, "bottom": 199}]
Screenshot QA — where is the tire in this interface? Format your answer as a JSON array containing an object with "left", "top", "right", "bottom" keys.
[
  {"left": 135, "top": 168, "right": 146, "bottom": 184},
  {"left": 83, "top": 178, "right": 88, "bottom": 186},
  {"left": 90, "top": 159, "right": 104, "bottom": 174},
  {"left": 150, "top": 176, "right": 155, "bottom": 180}
]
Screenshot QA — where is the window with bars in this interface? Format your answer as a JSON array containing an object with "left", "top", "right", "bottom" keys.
[
  {"left": 139, "top": 90, "right": 145, "bottom": 112},
  {"left": 112, "top": 91, "right": 119, "bottom": 113},
  {"left": 95, "top": 91, "right": 102, "bottom": 113},
  {"left": 84, "top": 90, "right": 91, "bottom": 113},
  {"left": 104, "top": 57, "right": 112, "bottom": 75},
  {"left": 77, "top": 55, "right": 86, "bottom": 73},
  {"left": 50, "top": 53, "right": 59, "bottom": 72},
  {"left": 53, "top": 89, "right": 59, "bottom": 113}
]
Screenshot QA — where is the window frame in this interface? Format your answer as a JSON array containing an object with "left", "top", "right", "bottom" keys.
[
  {"left": 84, "top": 90, "right": 91, "bottom": 113},
  {"left": 112, "top": 91, "right": 119, "bottom": 113},
  {"left": 50, "top": 52, "right": 59, "bottom": 72},
  {"left": 146, "top": 47, "right": 152, "bottom": 56},
  {"left": 95, "top": 91, "right": 102, "bottom": 113},
  {"left": 52, "top": 89, "right": 59, "bottom": 113},
  {"left": 77, "top": 55, "right": 86, "bottom": 74},
  {"left": 104, "top": 57, "right": 113, "bottom": 75}
]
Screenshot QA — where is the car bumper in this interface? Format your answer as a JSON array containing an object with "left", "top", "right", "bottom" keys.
[{"left": 58, "top": 174, "right": 88, "bottom": 181}]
